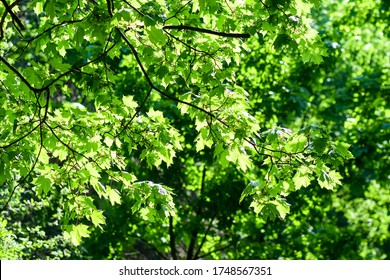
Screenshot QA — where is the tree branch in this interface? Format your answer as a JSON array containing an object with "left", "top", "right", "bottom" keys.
[
  {"left": 194, "top": 213, "right": 217, "bottom": 259},
  {"left": 0, "top": 0, "right": 25, "bottom": 33},
  {"left": 1, "top": 89, "right": 50, "bottom": 211},
  {"left": 187, "top": 165, "right": 207, "bottom": 259},
  {"left": 187, "top": 227, "right": 199, "bottom": 260},
  {"left": 106, "top": 0, "right": 113, "bottom": 17},
  {"left": 116, "top": 28, "right": 229, "bottom": 127},
  {"left": 0, "top": 123, "right": 40, "bottom": 150},
  {"left": 41, "top": 41, "right": 116, "bottom": 91},
  {"left": 163, "top": 29, "right": 213, "bottom": 57},
  {"left": 163, "top": 25, "right": 250, "bottom": 38},
  {"left": 128, "top": 234, "right": 167, "bottom": 259},
  {"left": 121, "top": 0, "right": 145, "bottom": 17},
  {"left": 0, "top": 56, "right": 40, "bottom": 93},
  {"left": 169, "top": 215, "right": 178, "bottom": 260}
]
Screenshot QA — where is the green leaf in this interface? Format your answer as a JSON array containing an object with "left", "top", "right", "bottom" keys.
[
  {"left": 65, "top": 224, "right": 90, "bottom": 246},
  {"left": 122, "top": 95, "right": 138, "bottom": 109},
  {"left": 329, "top": 170, "right": 343, "bottom": 185},
  {"left": 85, "top": 163, "right": 101, "bottom": 179},
  {"left": 52, "top": 147, "right": 68, "bottom": 161},
  {"left": 90, "top": 210, "right": 105, "bottom": 228},
  {"left": 58, "top": 46, "right": 66, "bottom": 57},
  {"left": 33, "top": 2, "right": 43, "bottom": 15},
  {"left": 312, "top": 138, "right": 328, "bottom": 154},
  {"left": 104, "top": 137, "right": 114, "bottom": 148},
  {"left": 250, "top": 201, "right": 264, "bottom": 215},
  {"left": 335, "top": 142, "right": 354, "bottom": 159},
  {"left": 286, "top": 134, "right": 307, "bottom": 153},
  {"left": 318, "top": 170, "right": 343, "bottom": 190},
  {"left": 199, "top": 0, "right": 206, "bottom": 12},
  {"left": 107, "top": 188, "right": 121, "bottom": 205},
  {"left": 310, "top": 0, "right": 321, "bottom": 8},
  {"left": 33, "top": 176, "right": 52, "bottom": 196},
  {"left": 261, "top": 203, "right": 279, "bottom": 221},
  {"left": 240, "top": 180, "right": 261, "bottom": 203},
  {"left": 273, "top": 200, "right": 290, "bottom": 220},
  {"left": 237, "top": 153, "right": 252, "bottom": 172},
  {"left": 148, "top": 26, "right": 167, "bottom": 46},
  {"left": 293, "top": 173, "right": 311, "bottom": 189},
  {"left": 274, "top": 34, "right": 292, "bottom": 50}
]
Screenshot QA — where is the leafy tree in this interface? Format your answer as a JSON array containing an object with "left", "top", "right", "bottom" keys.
[
  {"left": 0, "top": 0, "right": 360, "bottom": 258},
  {"left": 231, "top": 0, "right": 390, "bottom": 259}
]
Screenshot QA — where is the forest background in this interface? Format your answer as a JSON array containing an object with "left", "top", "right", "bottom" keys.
[{"left": 0, "top": 0, "right": 389, "bottom": 260}]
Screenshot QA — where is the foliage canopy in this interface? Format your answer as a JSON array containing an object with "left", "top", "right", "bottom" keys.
[{"left": 1, "top": 0, "right": 388, "bottom": 259}]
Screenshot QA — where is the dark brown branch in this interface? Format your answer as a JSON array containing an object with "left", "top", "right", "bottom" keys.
[
  {"left": 259, "top": 0, "right": 271, "bottom": 16},
  {"left": 45, "top": 120, "right": 117, "bottom": 177},
  {"left": 163, "top": 25, "right": 250, "bottom": 38},
  {"left": 106, "top": 0, "right": 113, "bottom": 17},
  {"left": 187, "top": 165, "right": 207, "bottom": 259},
  {"left": 2, "top": 42, "right": 114, "bottom": 94},
  {"left": 0, "top": 123, "right": 40, "bottom": 149},
  {"left": 117, "top": 27, "right": 309, "bottom": 171},
  {"left": 187, "top": 227, "right": 199, "bottom": 259},
  {"left": 42, "top": 89, "right": 50, "bottom": 123},
  {"left": 8, "top": 0, "right": 23, "bottom": 10},
  {"left": 0, "top": 12, "right": 6, "bottom": 40},
  {"left": 45, "top": 123, "right": 90, "bottom": 162},
  {"left": 0, "top": 41, "right": 115, "bottom": 148},
  {"left": 163, "top": 29, "right": 212, "bottom": 57},
  {"left": 2, "top": 20, "right": 109, "bottom": 94},
  {"left": 194, "top": 213, "right": 217, "bottom": 259},
  {"left": 116, "top": 28, "right": 229, "bottom": 128},
  {"left": 0, "top": 0, "right": 25, "bottom": 32},
  {"left": 0, "top": 78, "right": 18, "bottom": 105}
]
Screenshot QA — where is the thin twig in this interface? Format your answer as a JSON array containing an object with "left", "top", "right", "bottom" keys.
[
  {"left": 163, "top": 29, "right": 213, "bottom": 57},
  {"left": 0, "top": 56, "right": 40, "bottom": 93},
  {"left": 194, "top": 213, "right": 217, "bottom": 259},
  {"left": 197, "top": 244, "right": 232, "bottom": 259},
  {"left": 18, "top": 19, "right": 83, "bottom": 57},
  {"left": 1, "top": 89, "right": 50, "bottom": 211},
  {"left": 115, "top": 87, "right": 152, "bottom": 138},
  {"left": 121, "top": 0, "right": 145, "bottom": 17},
  {"left": 164, "top": 0, "right": 192, "bottom": 24}
]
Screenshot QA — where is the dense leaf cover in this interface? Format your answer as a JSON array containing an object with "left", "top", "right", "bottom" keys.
[{"left": 0, "top": 0, "right": 388, "bottom": 259}]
